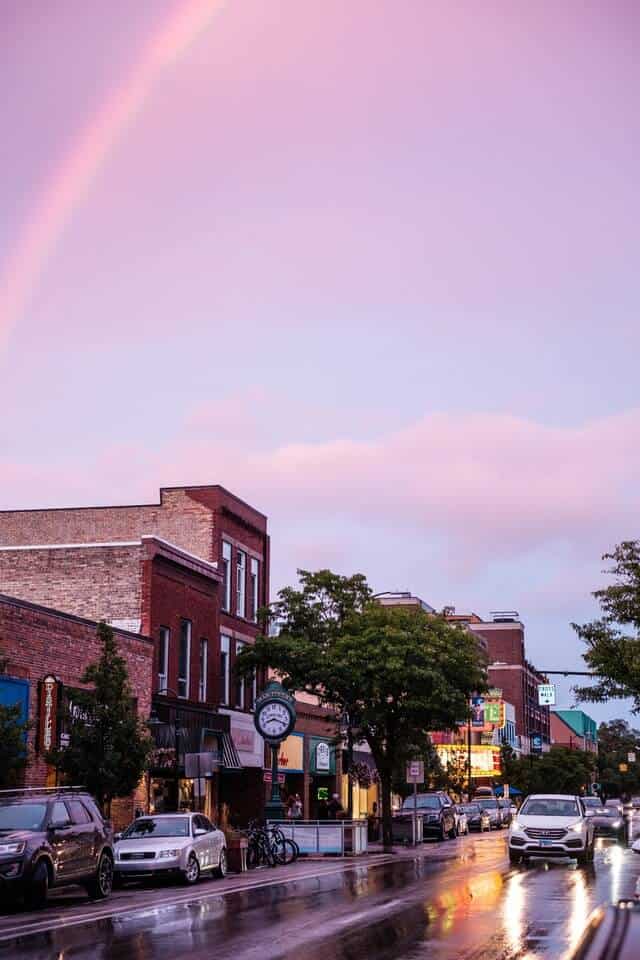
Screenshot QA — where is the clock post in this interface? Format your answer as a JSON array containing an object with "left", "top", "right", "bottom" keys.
[{"left": 254, "top": 681, "right": 297, "bottom": 822}]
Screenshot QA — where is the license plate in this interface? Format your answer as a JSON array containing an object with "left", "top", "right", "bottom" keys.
[{"left": 539, "top": 839, "right": 553, "bottom": 847}]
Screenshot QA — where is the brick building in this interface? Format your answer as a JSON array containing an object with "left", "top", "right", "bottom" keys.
[
  {"left": 551, "top": 709, "right": 598, "bottom": 754},
  {"left": 0, "top": 594, "right": 153, "bottom": 828},
  {"left": 465, "top": 611, "right": 551, "bottom": 751},
  {"left": 0, "top": 484, "right": 270, "bottom": 823}
]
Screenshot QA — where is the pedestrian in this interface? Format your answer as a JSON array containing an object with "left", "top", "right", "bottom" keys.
[
  {"left": 327, "top": 793, "right": 344, "bottom": 819},
  {"left": 286, "top": 795, "right": 296, "bottom": 819},
  {"left": 317, "top": 797, "right": 328, "bottom": 820},
  {"left": 292, "top": 794, "right": 303, "bottom": 819},
  {"left": 134, "top": 807, "right": 144, "bottom": 819}
]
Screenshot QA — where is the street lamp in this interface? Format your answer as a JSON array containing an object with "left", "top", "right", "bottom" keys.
[{"left": 148, "top": 688, "right": 181, "bottom": 812}]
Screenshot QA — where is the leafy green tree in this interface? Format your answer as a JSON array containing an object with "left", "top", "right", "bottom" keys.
[
  {"left": 0, "top": 638, "right": 29, "bottom": 788},
  {"left": 392, "top": 736, "right": 444, "bottom": 800},
  {"left": 0, "top": 703, "right": 29, "bottom": 788},
  {"left": 574, "top": 542, "right": 640, "bottom": 708},
  {"left": 238, "top": 569, "right": 486, "bottom": 850},
  {"left": 48, "top": 622, "right": 151, "bottom": 816},
  {"left": 495, "top": 745, "right": 595, "bottom": 796},
  {"left": 595, "top": 719, "right": 640, "bottom": 798}
]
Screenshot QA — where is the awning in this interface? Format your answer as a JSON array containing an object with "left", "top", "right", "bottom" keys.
[{"left": 220, "top": 731, "right": 243, "bottom": 771}]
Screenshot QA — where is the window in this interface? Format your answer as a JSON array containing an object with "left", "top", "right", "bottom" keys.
[
  {"left": 236, "top": 550, "right": 246, "bottom": 617},
  {"left": 199, "top": 638, "right": 208, "bottom": 702},
  {"left": 178, "top": 620, "right": 191, "bottom": 698},
  {"left": 68, "top": 800, "right": 91, "bottom": 825},
  {"left": 220, "top": 634, "right": 230, "bottom": 704},
  {"left": 249, "top": 558, "right": 259, "bottom": 621},
  {"left": 51, "top": 801, "right": 71, "bottom": 827},
  {"left": 221, "top": 541, "right": 232, "bottom": 612},
  {"left": 158, "top": 627, "right": 170, "bottom": 691},
  {"left": 235, "top": 640, "right": 245, "bottom": 709}
]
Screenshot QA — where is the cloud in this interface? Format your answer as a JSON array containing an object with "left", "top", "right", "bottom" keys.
[{"left": 2, "top": 406, "right": 639, "bottom": 580}]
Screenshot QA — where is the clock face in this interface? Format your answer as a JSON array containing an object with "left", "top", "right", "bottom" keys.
[{"left": 257, "top": 701, "right": 292, "bottom": 740}]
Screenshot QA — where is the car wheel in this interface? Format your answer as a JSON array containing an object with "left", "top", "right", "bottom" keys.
[
  {"left": 508, "top": 850, "right": 521, "bottom": 865},
  {"left": 25, "top": 860, "right": 49, "bottom": 909},
  {"left": 85, "top": 851, "right": 113, "bottom": 900},
  {"left": 439, "top": 823, "right": 447, "bottom": 841},
  {"left": 184, "top": 853, "right": 200, "bottom": 885},
  {"left": 214, "top": 847, "right": 227, "bottom": 879}
]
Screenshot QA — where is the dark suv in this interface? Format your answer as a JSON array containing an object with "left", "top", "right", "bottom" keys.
[
  {"left": 400, "top": 791, "right": 457, "bottom": 840},
  {"left": 0, "top": 788, "right": 114, "bottom": 908}
]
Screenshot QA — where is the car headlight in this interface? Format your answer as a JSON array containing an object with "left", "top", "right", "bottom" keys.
[
  {"left": 0, "top": 842, "right": 25, "bottom": 856},
  {"left": 612, "top": 819, "right": 622, "bottom": 828},
  {"left": 158, "top": 848, "right": 180, "bottom": 858},
  {"left": 570, "top": 822, "right": 585, "bottom": 833}
]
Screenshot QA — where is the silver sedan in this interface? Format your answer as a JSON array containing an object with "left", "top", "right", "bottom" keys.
[{"left": 114, "top": 813, "right": 227, "bottom": 885}]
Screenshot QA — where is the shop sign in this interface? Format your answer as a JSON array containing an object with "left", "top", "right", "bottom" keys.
[
  {"left": 310, "top": 737, "right": 335, "bottom": 774},
  {"left": 470, "top": 696, "right": 505, "bottom": 732},
  {"left": 264, "top": 771, "right": 286, "bottom": 785},
  {"left": 38, "top": 675, "right": 58, "bottom": 753},
  {"left": 437, "top": 744, "right": 501, "bottom": 779},
  {"left": 276, "top": 732, "right": 304, "bottom": 773},
  {"left": 220, "top": 708, "right": 264, "bottom": 768}
]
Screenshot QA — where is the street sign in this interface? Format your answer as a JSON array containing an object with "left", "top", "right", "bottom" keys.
[
  {"left": 628, "top": 752, "right": 637, "bottom": 763},
  {"left": 531, "top": 734, "right": 543, "bottom": 755},
  {"left": 406, "top": 760, "right": 425, "bottom": 784},
  {"left": 537, "top": 684, "right": 556, "bottom": 706}
]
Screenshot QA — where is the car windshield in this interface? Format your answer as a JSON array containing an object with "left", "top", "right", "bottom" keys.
[
  {"left": 583, "top": 798, "right": 601, "bottom": 808},
  {"left": 402, "top": 796, "right": 442, "bottom": 810},
  {"left": 520, "top": 798, "right": 579, "bottom": 817},
  {"left": 122, "top": 817, "right": 190, "bottom": 839},
  {"left": 476, "top": 799, "right": 498, "bottom": 809},
  {"left": 0, "top": 802, "right": 47, "bottom": 832},
  {"left": 602, "top": 808, "right": 620, "bottom": 818},
  {"left": 460, "top": 804, "right": 481, "bottom": 814}
]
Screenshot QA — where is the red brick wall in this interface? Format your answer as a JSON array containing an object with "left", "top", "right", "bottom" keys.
[
  {"left": 472, "top": 625, "right": 526, "bottom": 666},
  {"left": 148, "top": 554, "right": 221, "bottom": 704},
  {"left": 0, "top": 595, "right": 153, "bottom": 827},
  {"left": 0, "top": 545, "right": 142, "bottom": 628}
]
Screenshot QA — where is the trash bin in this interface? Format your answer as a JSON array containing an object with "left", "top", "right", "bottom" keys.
[{"left": 226, "top": 837, "right": 248, "bottom": 872}]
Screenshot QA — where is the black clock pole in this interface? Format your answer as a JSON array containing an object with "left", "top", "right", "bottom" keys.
[{"left": 266, "top": 740, "right": 283, "bottom": 821}]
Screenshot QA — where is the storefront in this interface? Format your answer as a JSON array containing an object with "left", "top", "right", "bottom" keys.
[
  {"left": 272, "top": 732, "right": 305, "bottom": 809},
  {"left": 219, "top": 708, "right": 265, "bottom": 825},
  {"left": 343, "top": 748, "right": 380, "bottom": 819},
  {"left": 148, "top": 696, "right": 242, "bottom": 822},
  {"left": 308, "top": 737, "right": 337, "bottom": 817}
]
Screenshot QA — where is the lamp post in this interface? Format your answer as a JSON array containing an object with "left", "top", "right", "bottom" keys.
[{"left": 148, "top": 688, "right": 181, "bottom": 813}]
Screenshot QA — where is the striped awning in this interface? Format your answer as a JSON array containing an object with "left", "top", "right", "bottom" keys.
[{"left": 220, "top": 731, "right": 243, "bottom": 771}]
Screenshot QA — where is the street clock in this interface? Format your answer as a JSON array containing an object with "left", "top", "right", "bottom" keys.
[{"left": 253, "top": 681, "right": 296, "bottom": 745}]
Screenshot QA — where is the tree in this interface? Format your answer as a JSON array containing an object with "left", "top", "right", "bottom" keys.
[
  {"left": 0, "top": 703, "right": 28, "bottom": 788},
  {"left": 496, "top": 745, "right": 595, "bottom": 796},
  {"left": 573, "top": 541, "right": 640, "bottom": 708},
  {"left": 0, "top": 637, "right": 29, "bottom": 788},
  {"left": 595, "top": 719, "right": 640, "bottom": 798},
  {"left": 238, "top": 569, "right": 487, "bottom": 850},
  {"left": 48, "top": 622, "right": 151, "bottom": 816},
  {"left": 392, "top": 736, "right": 444, "bottom": 800}
]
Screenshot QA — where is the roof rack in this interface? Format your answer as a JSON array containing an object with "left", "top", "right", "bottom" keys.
[{"left": 0, "top": 786, "right": 86, "bottom": 797}]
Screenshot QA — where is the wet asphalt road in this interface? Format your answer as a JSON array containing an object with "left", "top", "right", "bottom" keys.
[{"left": 2, "top": 822, "right": 640, "bottom": 960}]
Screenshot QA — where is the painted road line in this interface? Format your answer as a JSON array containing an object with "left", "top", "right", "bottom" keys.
[{"left": 0, "top": 855, "right": 396, "bottom": 942}]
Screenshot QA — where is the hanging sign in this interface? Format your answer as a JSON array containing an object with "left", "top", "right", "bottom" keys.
[
  {"left": 537, "top": 684, "right": 556, "bottom": 706},
  {"left": 38, "top": 675, "right": 58, "bottom": 753}
]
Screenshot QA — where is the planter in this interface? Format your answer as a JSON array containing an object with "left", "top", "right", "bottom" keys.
[{"left": 226, "top": 836, "right": 248, "bottom": 873}]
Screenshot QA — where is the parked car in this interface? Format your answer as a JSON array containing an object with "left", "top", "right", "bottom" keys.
[
  {"left": 605, "top": 798, "right": 624, "bottom": 815},
  {"left": 632, "top": 796, "right": 640, "bottom": 811},
  {"left": 474, "top": 797, "right": 503, "bottom": 829},
  {"left": 453, "top": 805, "right": 469, "bottom": 836},
  {"left": 472, "top": 787, "right": 494, "bottom": 799},
  {"left": 0, "top": 787, "right": 114, "bottom": 908},
  {"left": 590, "top": 805, "right": 625, "bottom": 839},
  {"left": 583, "top": 797, "right": 603, "bottom": 812},
  {"left": 400, "top": 792, "right": 457, "bottom": 840},
  {"left": 508, "top": 794, "right": 595, "bottom": 865},
  {"left": 114, "top": 813, "right": 226, "bottom": 885},
  {"left": 458, "top": 803, "right": 491, "bottom": 832}
]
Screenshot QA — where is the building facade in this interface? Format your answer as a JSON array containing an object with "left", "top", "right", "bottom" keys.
[
  {"left": 551, "top": 709, "right": 598, "bottom": 754},
  {"left": 0, "top": 485, "right": 270, "bottom": 823},
  {"left": 0, "top": 593, "right": 154, "bottom": 828}
]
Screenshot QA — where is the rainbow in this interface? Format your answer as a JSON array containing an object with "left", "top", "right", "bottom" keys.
[{"left": 0, "top": 0, "right": 225, "bottom": 349}]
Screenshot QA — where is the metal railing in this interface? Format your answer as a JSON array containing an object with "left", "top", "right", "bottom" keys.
[{"left": 267, "top": 819, "right": 369, "bottom": 855}]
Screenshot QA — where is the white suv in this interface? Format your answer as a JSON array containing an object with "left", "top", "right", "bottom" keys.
[{"left": 508, "top": 794, "right": 595, "bottom": 865}]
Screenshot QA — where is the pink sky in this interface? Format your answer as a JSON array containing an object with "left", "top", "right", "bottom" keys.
[{"left": 1, "top": 0, "right": 639, "bottom": 720}]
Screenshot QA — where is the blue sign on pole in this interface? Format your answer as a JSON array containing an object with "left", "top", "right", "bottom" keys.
[
  {"left": 0, "top": 676, "right": 30, "bottom": 742},
  {"left": 531, "top": 734, "right": 543, "bottom": 755}
]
